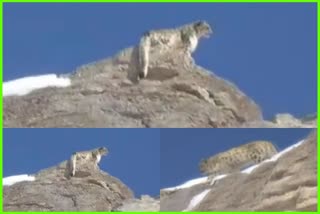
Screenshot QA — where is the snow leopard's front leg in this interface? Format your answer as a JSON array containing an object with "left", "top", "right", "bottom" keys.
[{"left": 181, "top": 29, "right": 198, "bottom": 69}]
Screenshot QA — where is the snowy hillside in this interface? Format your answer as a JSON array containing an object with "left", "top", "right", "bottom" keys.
[{"left": 162, "top": 139, "right": 305, "bottom": 211}]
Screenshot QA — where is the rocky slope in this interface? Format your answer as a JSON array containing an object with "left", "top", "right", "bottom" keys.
[
  {"left": 160, "top": 130, "right": 317, "bottom": 211},
  {"left": 3, "top": 152, "right": 154, "bottom": 211},
  {"left": 113, "top": 195, "right": 160, "bottom": 211},
  {"left": 4, "top": 35, "right": 316, "bottom": 128},
  {"left": 4, "top": 41, "right": 265, "bottom": 128},
  {"left": 242, "top": 113, "right": 317, "bottom": 128}
]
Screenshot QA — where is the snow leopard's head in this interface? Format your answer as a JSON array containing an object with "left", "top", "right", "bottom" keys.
[{"left": 193, "top": 20, "right": 212, "bottom": 38}]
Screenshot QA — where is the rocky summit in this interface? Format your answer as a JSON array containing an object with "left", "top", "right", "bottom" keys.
[
  {"left": 3, "top": 153, "right": 159, "bottom": 211},
  {"left": 1, "top": 42, "right": 276, "bottom": 128},
  {"left": 3, "top": 36, "right": 316, "bottom": 128}
]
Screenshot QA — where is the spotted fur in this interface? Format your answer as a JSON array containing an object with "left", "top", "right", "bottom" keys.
[
  {"left": 199, "top": 141, "right": 278, "bottom": 179},
  {"left": 138, "top": 21, "right": 212, "bottom": 79},
  {"left": 70, "top": 147, "right": 108, "bottom": 177}
]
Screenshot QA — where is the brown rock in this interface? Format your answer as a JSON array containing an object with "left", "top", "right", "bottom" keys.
[
  {"left": 3, "top": 157, "right": 134, "bottom": 211},
  {"left": 3, "top": 45, "right": 262, "bottom": 128},
  {"left": 114, "top": 195, "right": 160, "bottom": 211}
]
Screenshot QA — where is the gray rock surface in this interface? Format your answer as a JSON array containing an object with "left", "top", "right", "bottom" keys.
[
  {"left": 241, "top": 117, "right": 317, "bottom": 128},
  {"left": 113, "top": 195, "right": 160, "bottom": 211},
  {"left": 3, "top": 156, "right": 134, "bottom": 211},
  {"left": 160, "top": 130, "right": 317, "bottom": 211},
  {"left": 3, "top": 43, "right": 264, "bottom": 128}
]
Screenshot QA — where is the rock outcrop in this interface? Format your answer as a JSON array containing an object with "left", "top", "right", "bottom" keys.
[
  {"left": 3, "top": 156, "right": 134, "bottom": 211},
  {"left": 4, "top": 40, "right": 265, "bottom": 128},
  {"left": 113, "top": 195, "right": 160, "bottom": 211},
  {"left": 3, "top": 29, "right": 316, "bottom": 128},
  {"left": 160, "top": 130, "right": 317, "bottom": 211},
  {"left": 242, "top": 113, "right": 317, "bottom": 128}
]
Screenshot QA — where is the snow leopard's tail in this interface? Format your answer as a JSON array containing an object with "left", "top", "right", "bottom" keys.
[{"left": 138, "top": 31, "right": 151, "bottom": 79}]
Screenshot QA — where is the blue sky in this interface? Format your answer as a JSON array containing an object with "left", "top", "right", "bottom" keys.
[
  {"left": 3, "top": 129, "right": 160, "bottom": 197},
  {"left": 3, "top": 3, "right": 316, "bottom": 119},
  {"left": 160, "top": 128, "right": 312, "bottom": 188}
]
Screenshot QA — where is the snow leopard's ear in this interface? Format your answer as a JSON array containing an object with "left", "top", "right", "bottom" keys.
[
  {"left": 142, "top": 30, "right": 151, "bottom": 37},
  {"left": 194, "top": 21, "right": 205, "bottom": 27}
]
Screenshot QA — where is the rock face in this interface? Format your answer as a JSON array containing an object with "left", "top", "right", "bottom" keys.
[
  {"left": 113, "top": 195, "right": 160, "bottom": 211},
  {"left": 4, "top": 41, "right": 264, "bottom": 127},
  {"left": 160, "top": 130, "right": 317, "bottom": 211},
  {"left": 3, "top": 156, "right": 134, "bottom": 211},
  {"left": 242, "top": 113, "right": 317, "bottom": 128}
]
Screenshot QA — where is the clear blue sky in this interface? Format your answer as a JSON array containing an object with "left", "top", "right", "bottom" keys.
[
  {"left": 3, "top": 3, "right": 316, "bottom": 119},
  {"left": 3, "top": 129, "right": 160, "bottom": 197},
  {"left": 160, "top": 128, "right": 312, "bottom": 188}
]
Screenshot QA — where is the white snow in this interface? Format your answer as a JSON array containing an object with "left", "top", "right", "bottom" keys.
[
  {"left": 3, "top": 174, "right": 35, "bottom": 186},
  {"left": 163, "top": 174, "right": 228, "bottom": 191},
  {"left": 240, "top": 162, "right": 261, "bottom": 174},
  {"left": 163, "top": 176, "right": 208, "bottom": 191},
  {"left": 183, "top": 189, "right": 211, "bottom": 211},
  {"left": 209, "top": 174, "right": 227, "bottom": 185},
  {"left": 3, "top": 74, "right": 71, "bottom": 97}
]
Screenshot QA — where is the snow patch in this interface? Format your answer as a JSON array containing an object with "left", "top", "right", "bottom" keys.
[
  {"left": 163, "top": 176, "right": 208, "bottom": 191},
  {"left": 3, "top": 74, "right": 71, "bottom": 97},
  {"left": 209, "top": 174, "right": 227, "bottom": 185},
  {"left": 183, "top": 189, "right": 211, "bottom": 211},
  {"left": 3, "top": 174, "right": 35, "bottom": 186}
]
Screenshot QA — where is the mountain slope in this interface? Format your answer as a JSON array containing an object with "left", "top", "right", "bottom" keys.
[
  {"left": 4, "top": 45, "right": 263, "bottom": 128},
  {"left": 160, "top": 130, "right": 317, "bottom": 211},
  {"left": 3, "top": 156, "right": 134, "bottom": 211}
]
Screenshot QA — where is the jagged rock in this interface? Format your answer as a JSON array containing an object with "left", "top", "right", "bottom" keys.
[
  {"left": 300, "top": 113, "right": 317, "bottom": 124},
  {"left": 272, "top": 113, "right": 303, "bottom": 126},
  {"left": 160, "top": 130, "right": 317, "bottom": 211},
  {"left": 161, "top": 184, "right": 209, "bottom": 211},
  {"left": 113, "top": 195, "right": 160, "bottom": 211},
  {"left": 242, "top": 113, "right": 317, "bottom": 128},
  {"left": 3, "top": 157, "right": 134, "bottom": 211},
  {"left": 3, "top": 41, "right": 263, "bottom": 127}
]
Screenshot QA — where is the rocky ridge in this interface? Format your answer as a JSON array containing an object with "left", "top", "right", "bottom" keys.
[
  {"left": 3, "top": 152, "right": 157, "bottom": 211},
  {"left": 4, "top": 36, "right": 314, "bottom": 128},
  {"left": 113, "top": 195, "right": 160, "bottom": 211}
]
